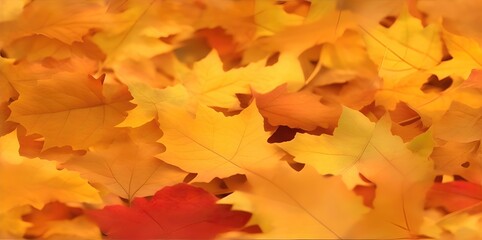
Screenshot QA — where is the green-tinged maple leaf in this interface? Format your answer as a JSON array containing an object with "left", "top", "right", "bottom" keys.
[
  {"left": 279, "top": 108, "right": 435, "bottom": 235},
  {"left": 362, "top": 8, "right": 442, "bottom": 81},
  {"left": 118, "top": 82, "right": 190, "bottom": 128}
]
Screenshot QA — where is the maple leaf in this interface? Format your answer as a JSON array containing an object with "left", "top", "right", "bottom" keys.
[
  {"left": 308, "top": 70, "right": 380, "bottom": 110},
  {"left": 337, "top": 0, "right": 405, "bottom": 27},
  {"left": 4, "top": 35, "right": 105, "bottom": 62},
  {"left": 362, "top": 7, "right": 442, "bottom": 81},
  {"left": 37, "top": 216, "right": 101, "bottom": 240},
  {"left": 278, "top": 108, "right": 378, "bottom": 187},
  {"left": 0, "top": 0, "right": 106, "bottom": 46},
  {"left": 182, "top": 50, "right": 304, "bottom": 109},
  {"left": 2, "top": 0, "right": 482, "bottom": 237},
  {"left": 375, "top": 72, "right": 482, "bottom": 123},
  {"left": 112, "top": 55, "right": 189, "bottom": 89},
  {"left": 219, "top": 164, "right": 369, "bottom": 239},
  {"left": 111, "top": 55, "right": 192, "bottom": 128},
  {"left": 253, "top": 0, "right": 304, "bottom": 38},
  {"left": 193, "top": 0, "right": 256, "bottom": 46},
  {"left": 430, "top": 31, "right": 482, "bottom": 79},
  {"left": 118, "top": 82, "right": 190, "bottom": 128},
  {"left": 0, "top": 102, "right": 15, "bottom": 137},
  {"left": 279, "top": 108, "right": 435, "bottom": 235},
  {"left": 0, "top": 58, "right": 20, "bottom": 103},
  {"left": 7, "top": 58, "right": 134, "bottom": 150},
  {"left": 0, "top": 131, "right": 102, "bottom": 213},
  {"left": 1, "top": 57, "right": 99, "bottom": 100},
  {"left": 433, "top": 102, "right": 482, "bottom": 142},
  {"left": 62, "top": 122, "right": 187, "bottom": 201},
  {"left": 431, "top": 141, "right": 482, "bottom": 183},
  {"left": 21, "top": 202, "right": 102, "bottom": 240},
  {"left": 243, "top": 0, "right": 364, "bottom": 60},
  {"left": 426, "top": 181, "right": 482, "bottom": 213},
  {"left": 389, "top": 102, "right": 427, "bottom": 142},
  {"left": 22, "top": 202, "right": 83, "bottom": 239},
  {"left": 91, "top": 0, "right": 202, "bottom": 67},
  {"left": 158, "top": 103, "right": 284, "bottom": 182},
  {"left": 253, "top": 84, "right": 341, "bottom": 131},
  {"left": 86, "top": 183, "right": 256, "bottom": 239},
  {"left": 418, "top": 0, "right": 482, "bottom": 46},
  {"left": 319, "top": 30, "right": 379, "bottom": 75}
]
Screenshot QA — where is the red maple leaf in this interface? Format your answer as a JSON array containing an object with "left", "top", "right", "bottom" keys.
[
  {"left": 86, "top": 183, "right": 258, "bottom": 239},
  {"left": 426, "top": 181, "right": 482, "bottom": 213}
]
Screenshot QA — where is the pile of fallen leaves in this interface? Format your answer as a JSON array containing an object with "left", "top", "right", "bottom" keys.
[{"left": 1, "top": 0, "right": 482, "bottom": 239}]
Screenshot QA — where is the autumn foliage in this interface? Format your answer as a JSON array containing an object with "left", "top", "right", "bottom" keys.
[{"left": 1, "top": 0, "right": 482, "bottom": 239}]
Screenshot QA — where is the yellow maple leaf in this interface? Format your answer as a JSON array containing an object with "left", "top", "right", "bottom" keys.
[
  {"left": 92, "top": 0, "right": 201, "bottom": 67},
  {"left": 158, "top": 103, "right": 284, "bottom": 182},
  {"left": 0, "top": 132, "right": 102, "bottom": 213},
  {"left": 113, "top": 58, "right": 191, "bottom": 128},
  {"left": 220, "top": 164, "right": 369, "bottom": 238},
  {"left": 37, "top": 216, "right": 101, "bottom": 240},
  {"left": 278, "top": 108, "right": 377, "bottom": 187},
  {"left": 375, "top": 71, "right": 482, "bottom": 123},
  {"left": 182, "top": 50, "right": 304, "bottom": 109},
  {"left": 320, "top": 30, "right": 378, "bottom": 75},
  {"left": 362, "top": 8, "right": 442, "bottom": 81},
  {"left": 279, "top": 108, "right": 435, "bottom": 235},
  {"left": 253, "top": 0, "right": 303, "bottom": 38},
  {"left": 431, "top": 31, "right": 482, "bottom": 79},
  {"left": 244, "top": 4, "right": 356, "bottom": 58},
  {"left": 118, "top": 83, "right": 190, "bottom": 128}
]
